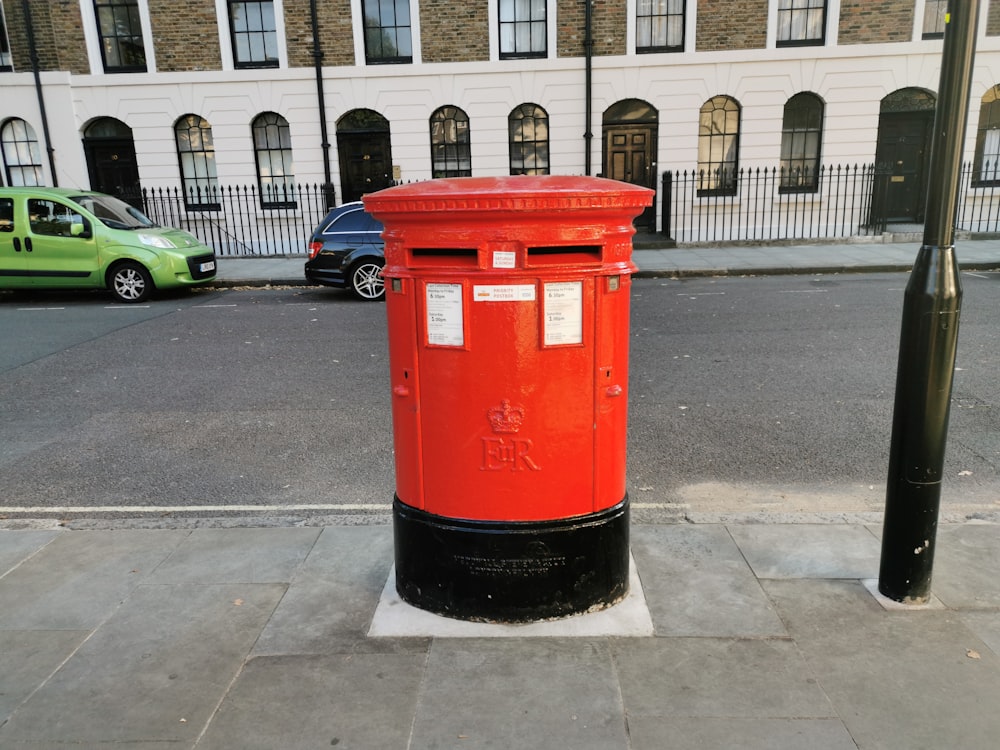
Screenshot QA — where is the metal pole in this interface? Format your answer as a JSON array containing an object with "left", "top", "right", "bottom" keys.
[
  {"left": 878, "top": 0, "right": 979, "bottom": 604},
  {"left": 584, "top": 0, "right": 593, "bottom": 176}
]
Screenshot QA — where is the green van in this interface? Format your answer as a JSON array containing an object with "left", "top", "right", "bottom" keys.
[{"left": 0, "top": 187, "right": 217, "bottom": 303}]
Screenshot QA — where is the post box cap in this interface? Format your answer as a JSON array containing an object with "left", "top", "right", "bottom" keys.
[{"left": 364, "top": 175, "right": 653, "bottom": 216}]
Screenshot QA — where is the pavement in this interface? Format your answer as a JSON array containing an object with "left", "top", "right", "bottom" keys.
[{"left": 3, "top": 234, "right": 1000, "bottom": 748}]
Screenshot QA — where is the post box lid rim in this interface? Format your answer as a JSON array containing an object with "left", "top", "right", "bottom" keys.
[{"left": 363, "top": 175, "right": 654, "bottom": 211}]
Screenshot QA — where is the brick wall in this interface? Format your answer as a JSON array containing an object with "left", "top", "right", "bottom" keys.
[
  {"left": 419, "top": 0, "right": 489, "bottom": 62},
  {"left": 149, "top": 0, "right": 222, "bottom": 72},
  {"left": 838, "top": 0, "right": 913, "bottom": 44},
  {"left": 557, "top": 0, "right": 627, "bottom": 58},
  {"left": 283, "top": 0, "right": 355, "bottom": 67},
  {"left": 696, "top": 0, "right": 767, "bottom": 51},
  {"left": 5, "top": 0, "right": 89, "bottom": 74}
]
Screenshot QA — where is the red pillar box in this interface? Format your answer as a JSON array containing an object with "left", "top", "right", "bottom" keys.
[{"left": 364, "top": 176, "right": 653, "bottom": 622}]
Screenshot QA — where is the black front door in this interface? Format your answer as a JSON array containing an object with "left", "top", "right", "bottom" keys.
[
  {"left": 84, "top": 138, "right": 142, "bottom": 208},
  {"left": 874, "top": 113, "right": 933, "bottom": 222},
  {"left": 337, "top": 131, "right": 393, "bottom": 204}
]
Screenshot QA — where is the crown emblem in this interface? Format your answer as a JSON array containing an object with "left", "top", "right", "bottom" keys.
[{"left": 488, "top": 399, "right": 525, "bottom": 434}]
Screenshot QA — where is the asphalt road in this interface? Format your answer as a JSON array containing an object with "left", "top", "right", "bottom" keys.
[{"left": 2, "top": 271, "right": 999, "bottom": 526}]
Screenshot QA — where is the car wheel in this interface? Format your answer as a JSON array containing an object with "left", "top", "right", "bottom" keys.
[
  {"left": 109, "top": 261, "right": 153, "bottom": 303},
  {"left": 349, "top": 258, "right": 385, "bottom": 301}
]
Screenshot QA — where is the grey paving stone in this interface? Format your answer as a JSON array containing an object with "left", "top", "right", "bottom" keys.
[
  {"left": 614, "top": 638, "right": 835, "bottom": 719},
  {"left": 727, "top": 523, "right": 881, "bottom": 579},
  {"left": 763, "top": 578, "right": 1000, "bottom": 749},
  {"left": 0, "top": 529, "right": 189, "bottom": 629},
  {"left": 146, "top": 527, "right": 321, "bottom": 584},
  {"left": 932, "top": 524, "right": 1000, "bottom": 608},
  {"left": 0, "top": 530, "right": 60, "bottom": 577},
  {"left": 960, "top": 611, "right": 1000, "bottom": 656},
  {"left": 0, "top": 630, "right": 90, "bottom": 721},
  {"left": 630, "top": 525, "right": 786, "bottom": 636},
  {"left": 0, "top": 582, "right": 284, "bottom": 745},
  {"left": 627, "top": 717, "right": 859, "bottom": 750},
  {"left": 252, "top": 526, "right": 406, "bottom": 655},
  {"left": 198, "top": 653, "right": 425, "bottom": 750},
  {"left": 410, "top": 639, "right": 628, "bottom": 749}
]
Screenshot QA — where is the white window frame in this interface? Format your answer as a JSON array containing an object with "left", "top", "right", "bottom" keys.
[
  {"left": 626, "top": 0, "right": 696, "bottom": 55},
  {"left": 488, "top": 0, "right": 555, "bottom": 62},
  {"left": 79, "top": 0, "right": 157, "bottom": 74},
  {"left": 766, "top": 0, "right": 839, "bottom": 48},
  {"left": 216, "top": 0, "right": 288, "bottom": 71},
  {"left": 352, "top": 0, "right": 422, "bottom": 66}
]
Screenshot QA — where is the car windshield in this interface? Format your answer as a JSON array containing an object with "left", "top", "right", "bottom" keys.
[{"left": 69, "top": 194, "right": 157, "bottom": 230}]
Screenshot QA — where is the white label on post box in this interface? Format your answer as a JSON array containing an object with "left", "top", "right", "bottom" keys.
[
  {"left": 473, "top": 285, "right": 536, "bottom": 302},
  {"left": 426, "top": 283, "right": 464, "bottom": 346},
  {"left": 492, "top": 251, "right": 516, "bottom": 269},
  {"left": 544, "top": 281, "right": 583, "bottom": 345}
]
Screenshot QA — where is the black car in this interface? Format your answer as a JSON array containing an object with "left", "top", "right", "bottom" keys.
[{"left": 304, "top": 202, "right": 385, "bottom": 300}]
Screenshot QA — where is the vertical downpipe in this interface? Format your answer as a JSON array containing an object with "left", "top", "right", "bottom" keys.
[
  {"left": 311, "top": 0, "right": 334, "bottom": 209},
  {"left": 21, "top": 0, "right": 57, "bottom": 185}
]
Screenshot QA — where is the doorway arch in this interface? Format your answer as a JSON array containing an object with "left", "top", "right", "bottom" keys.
[
  {"left": 83, "top": 117, "right": 141, "bottom": 207},
  {"left": 603, "top": 99, "right": 658, "bottom": 228},
  {"left": 336, "top": 109, "right": 392, "bottom": 203},
  {"left": 874, "top": 88, "right": 936, "bottom": 223}
]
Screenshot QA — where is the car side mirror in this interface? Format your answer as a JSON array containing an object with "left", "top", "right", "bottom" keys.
[{"left": 71, "top": 221, "right": 91, "bottom": 239}]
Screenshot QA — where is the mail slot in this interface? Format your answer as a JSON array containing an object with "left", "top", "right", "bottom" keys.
[{"left": 365, "top": 176, "right": 653, "bottom": 622}]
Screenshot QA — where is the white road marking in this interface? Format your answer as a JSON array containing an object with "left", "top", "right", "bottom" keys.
[{"left": 1, "top": 503, "right": 388, "bottom": 514}]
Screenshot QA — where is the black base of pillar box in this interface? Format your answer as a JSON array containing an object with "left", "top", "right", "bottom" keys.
[{"left": 392, "top": 496, "right": 630, "bottom": 623}]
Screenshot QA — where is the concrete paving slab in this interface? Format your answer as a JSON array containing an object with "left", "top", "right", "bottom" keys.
[
  {"left": 252, "top": 526, "right": 401, "bottom": 655},
  {"left": 959, "top": 612, "right": 1000, "bottom": 655},
  {"left": 626, "top": 717, "right": 858, "bottom": 750},
  {"left": 368, "top": 555, "right": 653, "bottom": 637},
  {"left": 0, "top": 630, "right": 90, "bottom": 721},
  {"left": 0, "top": 529, "right": 189, "bottom": 629},
  {"left": 932, "top": 524, "right": 1000, "bottom": 609},
  {"left": 0, "top": 530, "right": 60, "bottom": 576},
  {"left": 197, "top": 653, "right": 426, "bottom": 750},
  {"left": 147, "top": 527, "right": 321, "bottom": 584},
  {"left": 410, "top": 639, "right": 628, "bottom": 749},
  {"left": 763, "top": 578, "right": 1000, "bottom": 749},
  {"left": 727, "top": 523, "right": 881, "bottom": 579},
  {"left": 0, "top": 582, "right": 284, "bottom": 745},
  {"left": 630, "top": 525, "right": 786, "bottom": 636},
  {"left": 613, "top": 638, "right": 836, "bottom": 719}
]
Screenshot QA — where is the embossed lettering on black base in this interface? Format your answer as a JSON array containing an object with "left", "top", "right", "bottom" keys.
[{"left": 392, "top": 496, "right": 630, "bottom": 623}]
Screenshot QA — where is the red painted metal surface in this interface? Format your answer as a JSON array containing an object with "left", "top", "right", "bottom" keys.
[{"left": 365, "top": 176, "right": 653, "bottom": 522}]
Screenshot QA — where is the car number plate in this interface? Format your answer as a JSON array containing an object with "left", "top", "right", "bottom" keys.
[{"left": 200, "top": 261, "right": 216, "bottom": 272}]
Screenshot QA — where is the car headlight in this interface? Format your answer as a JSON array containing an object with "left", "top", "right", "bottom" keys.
[{"left": 137, "top": 233, "right": 175, "bottom": 249}]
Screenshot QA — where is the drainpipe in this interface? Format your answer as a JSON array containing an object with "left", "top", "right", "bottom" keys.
[
  {"left": 310, "top": 0, "right": 334, "bottom": 208},
  {"left": 584, "top": 0, "right": 593, "bottom": 176},
  {"left": 21, "top": 0, "right": 57, "bottom": 185}
]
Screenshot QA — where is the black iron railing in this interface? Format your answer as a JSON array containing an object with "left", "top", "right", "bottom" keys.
[
  {"left": 662, "top": 164, "right": 883, "bottom": 243},
  {"left": 662, "top": 162, "right": 1000, "bottom": 244},
  {"left": 118, "top": 166, "right": 1000, "bottom": 257},
  {"left": 125, "top": 184, "right": 336, "bottom": 257}
]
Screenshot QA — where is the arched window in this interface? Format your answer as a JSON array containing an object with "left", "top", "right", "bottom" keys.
[
  {"left": 174, "top": 114, "right": 219, "bottom": 210},
  {"left": 780, "top": 92, "right": 824, "bottom": 192},
  {"left": 430, "top": 106, "right": 471, "bottom": 178},
  {"left": 1, "top": 118, "right": 44, "bottom": 186},
  {"left": 698, "top": 96, "right": 740, "bottom": 196},
  {"left": 252, "top": 112, "right": 296, "bottom": 207},
  {"left": 509, "top": 104, "right": 549, "bottom": 175},
  {"left": 974, "top": 85, "right": 1000, "bottom": 186}
]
